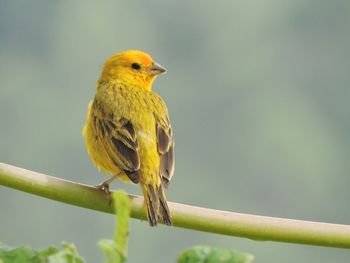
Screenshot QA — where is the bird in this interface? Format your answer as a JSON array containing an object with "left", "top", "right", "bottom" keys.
[{"left": 83, "top": 50, "right": 175, "bottom": 226}]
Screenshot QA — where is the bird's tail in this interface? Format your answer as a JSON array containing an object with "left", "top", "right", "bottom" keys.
[{"left": 142, "top": 183, "right": 172, "bottom": 226}]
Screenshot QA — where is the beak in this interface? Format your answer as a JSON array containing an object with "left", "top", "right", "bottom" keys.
[{"left": 150, "top": 61, "right": 167, "bottom": 75}]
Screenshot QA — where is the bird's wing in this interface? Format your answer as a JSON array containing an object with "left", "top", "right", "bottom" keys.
[
  {"left": 155, "top": 112, "right": 175, "bottom": 189},
  {"left": 92, "top": 110, "right": 141, "bottom": 184}
]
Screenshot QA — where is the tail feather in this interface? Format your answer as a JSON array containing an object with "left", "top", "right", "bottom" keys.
[
  {"left": 142, "top": 184, "right": 172, "bottom": 226},
  {"left": 146, "top": 184, "right": 159, "bottom": 226},
  {"left": 158, "top": 190, "right": 172, "bottom": 225}
]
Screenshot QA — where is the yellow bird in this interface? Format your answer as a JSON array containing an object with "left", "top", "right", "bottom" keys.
[{"left": 83, "top": 50, "right": 174, "bottom": 226}]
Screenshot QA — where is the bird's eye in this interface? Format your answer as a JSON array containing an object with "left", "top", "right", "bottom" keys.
[{"left": 131, "top": 63, "right": 141, "bottom": 70}]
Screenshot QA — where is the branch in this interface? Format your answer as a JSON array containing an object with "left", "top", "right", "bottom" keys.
[{"left": 1, "top": 162, "right": 350, "bottom": 249}]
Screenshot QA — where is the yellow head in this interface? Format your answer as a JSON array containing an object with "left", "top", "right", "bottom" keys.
[{"left": 99, "top": 50, "right": 166, "bottom": 91}]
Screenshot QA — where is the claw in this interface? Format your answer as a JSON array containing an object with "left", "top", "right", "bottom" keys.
[
  {"left": 95, "top": 182, "right": 112, "bottom": 205},
  {"left": 95, "top": 174, "right": 119, "bottom": 205}
]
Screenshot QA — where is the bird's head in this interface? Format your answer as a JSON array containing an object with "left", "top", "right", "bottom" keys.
[{"left": 99, "top": 50, "right": 166, "bottom": 91}]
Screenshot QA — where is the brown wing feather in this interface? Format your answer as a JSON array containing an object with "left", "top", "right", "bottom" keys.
[
  {"left": 156, "top": 123, "right": 175, "bottom": 188},
  {"left": 92, "top": 115, "right": 141, "bottom": 184}
]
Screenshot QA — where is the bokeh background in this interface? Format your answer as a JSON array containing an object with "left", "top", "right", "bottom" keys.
[{"left": 1, "top": 1, "right": 350, "bottom": 262}]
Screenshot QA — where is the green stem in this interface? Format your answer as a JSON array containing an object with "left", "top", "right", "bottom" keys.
[
  {"left": 1, "top": 162, "right": 350, "bottom": 249},
  {"left": 113, "top": 191, "right": 130, "bottom": 260}
]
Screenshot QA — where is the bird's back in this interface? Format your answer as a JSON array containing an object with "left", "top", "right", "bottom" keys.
[
  {"left": 85, "top": 81, "right": 167, "bottom": 185},
  {"left": 83, "top": 50, "right": 174, "bottom": 226}
]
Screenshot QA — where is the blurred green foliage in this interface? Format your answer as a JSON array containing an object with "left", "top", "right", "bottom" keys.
[
  {"left": 0, "top": 242, "right": 84, "bottom": 263},
  {"left": 177, "top": 246, "right": 254, "bottom": 263}
]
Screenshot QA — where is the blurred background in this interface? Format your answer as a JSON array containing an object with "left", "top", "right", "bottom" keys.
[{"left": 1, "top": 0, "right": 350, "bottom": 262}]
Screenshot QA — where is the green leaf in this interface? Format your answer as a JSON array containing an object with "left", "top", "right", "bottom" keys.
[
  {"left": 98, "top": 191, "right": 131, "bottom": 263},
  {"left": 47, "top": 242, "right": 85, "bottom": 263},
  {"left": 177, "top": 246, "right": 254, "bottom": 263},
  {"left": 98, "top": 239, "right": 124, "bottom": 263},
  {"left": 0, "top": 242, "right": 85, "bottom": 263}
]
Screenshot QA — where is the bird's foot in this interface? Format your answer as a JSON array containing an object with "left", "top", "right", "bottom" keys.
[
  {"left": 95, "top": 182, "right": 112, "bottom": 205},
  {"left": 95, "top": 174, "right": 120, "bottom": 205}
]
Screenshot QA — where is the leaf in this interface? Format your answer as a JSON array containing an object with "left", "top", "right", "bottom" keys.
[
  {"left": 98, "top": 239, "right": 124, "bottom": 263},
  {"left": 0, "top": 242, "right": 85, "bottom": 263},
  {"left": 98, "top": 191, "right": 131, "bottom": 263},
  {"left": 177, "top": 246, "right": 254, "bottom": 263},
  {"left": 47, "top": 242, "right": 85, "bottom": 263}
]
